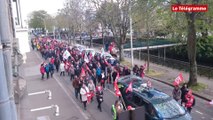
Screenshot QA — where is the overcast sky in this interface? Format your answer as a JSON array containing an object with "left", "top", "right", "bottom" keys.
[{"left": 20, "top": 0, "right": 65, "bottom": 20}]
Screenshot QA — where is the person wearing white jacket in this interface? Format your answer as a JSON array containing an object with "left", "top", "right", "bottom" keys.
[
  {"left": 80, "top": 84, "right": 89, "bottom": 110},
  {"left": 60, "top": 62, "right": 65, "bottom": 76}
]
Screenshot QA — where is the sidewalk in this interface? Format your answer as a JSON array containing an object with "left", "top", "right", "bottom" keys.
[{"left": 124, "top": 57, "right": 213, "bottom": 100}]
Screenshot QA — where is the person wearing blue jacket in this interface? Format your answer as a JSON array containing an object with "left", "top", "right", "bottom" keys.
[
  {"left": 45, "top": 63, "right": 50, "bottom": 79},
  {"left": 96, "top": 64, "right": 102, "bottom": 83},
  {"left": 49, "top": 62, "right": 54, "bottom": 78}
]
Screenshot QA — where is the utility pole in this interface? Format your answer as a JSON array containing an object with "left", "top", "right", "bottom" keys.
[
  {"left": 0, "top": 0, "right": 18, "bottom": 119},
  {"left": 129, "top": 0, "right": 134, "bottom": 74}
]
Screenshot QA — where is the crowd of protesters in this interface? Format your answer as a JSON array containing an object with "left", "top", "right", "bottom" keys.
[
  {"left": 33, "top": 37, "right": 135, "bottom": 112},
  {"left": 32, "top": 36, "right": 195, "bottom": 119}
]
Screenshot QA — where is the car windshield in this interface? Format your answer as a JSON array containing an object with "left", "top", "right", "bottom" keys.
[{"left": 153, "top": 99, "right": 186, "bottom": 119}]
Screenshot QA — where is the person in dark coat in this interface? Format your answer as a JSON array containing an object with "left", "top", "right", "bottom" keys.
[
  {"left": 54, "top": 57, "right": 60, "bottom": 72},
  {"left": 112, "top": 69, "right": 118, "bottom": 83},
  {"left": 49, "top": 62, "right": 54, "bottom": 78},
  {"left": 181, "top": 83, "right": 189, "bottom": 105},
  {"left": 96, "top": 83, "right": 103, "bottom": 112}
]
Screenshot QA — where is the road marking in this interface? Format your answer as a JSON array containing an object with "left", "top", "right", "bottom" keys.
[
  {"left": 53, "top": 75, "right": 89, "bottom": 120},
  {"left": 201, "top": 117, "right": 205, "bottom": 119},
  {"left": 35, "top": 51, "right": 89, "bottom": 120},
  {"left": 211, "top": 118, "right": 213, "bottom": 120},
  {"left": 107, "top": 88, "right": 115, "bottom": 95},
  {"left": 195, "top": 110, "right": 203, "bottom": 115}
]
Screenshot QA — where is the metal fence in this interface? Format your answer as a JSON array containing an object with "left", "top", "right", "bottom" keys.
[
  {"left": 124, "top": 51, "right": 213, "bottom": 78},
  {"left": 78, "top": 41, "right": 213, "bottom": 78}
]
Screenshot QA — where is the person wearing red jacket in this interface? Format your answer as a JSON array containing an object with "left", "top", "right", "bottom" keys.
[
  {"left": 40, "top": 63, "right": 45, "bottom": 80},
  {"left": 184, "top": 90, "right": 195, "bottom": 113}
]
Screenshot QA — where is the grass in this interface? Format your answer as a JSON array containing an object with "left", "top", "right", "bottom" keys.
[
  {"left": 189, "top": 83, "right": 207, "bottom": 92},
  {"left": 146, "top": 69, "right": 164, "bottom": 77},
  {"left": 120, "top": 60, "right": 132, "bottom": 68},
  {"left": 120, "top": 60, "right": 164, "bottom": 77}
]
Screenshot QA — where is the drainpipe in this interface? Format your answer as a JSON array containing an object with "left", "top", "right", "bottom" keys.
[
  {"left": 0, "top": 36, "right": 12, "bottom": 120},
  {"left": 0, "top": 0, "right": 17, "bottom": 119}
]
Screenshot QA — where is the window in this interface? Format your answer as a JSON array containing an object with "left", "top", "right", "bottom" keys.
[{"left": 133, "top": 94, "right": 144, "bottom": 106}]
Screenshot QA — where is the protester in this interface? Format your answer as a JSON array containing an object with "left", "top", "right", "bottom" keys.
[
  {"left": 72, "top": 75, "right": 80, "bottom": 99},
  {"left": 133, "top": 65, "right": 139, "bottom": 75},
  {"left": 184, "top": 90, "right": 195, "bottom": 113},
  {"left": 96, "top": 83, "right": 103, "bottom": 112},
  {"left": 96, "top": 64, "right": 102, "bottom": 83},
  {"left": 60, "top": 61, "right": 65, "bottom": 76},
  {"left": 70, "top": 64, "right": 75, "bottom": 81},
  {"left": 172, "top": 85, "right": 182, "bottom": 102},
  {"left": 54, "top": 57, "right": 60, "bottom": 72},
  {"left": 49, "top": 62, "right": 54, "bottom": 78},
  {"left": 139, "top": 65, "right": 145, "bottom": 78},
  {"left": 101, "top": 72, "right": 106, "bottom": 90},
  {"left": 45, "top": 63, "right": 50, "bottom": 79},
  {"left": 181, "top": 83, "right": 189, "bottom": 105},
  {"left": 111, "top": 100, "right": 123, "bottom": 120},
  {"left": 80, "top": 83, "right": 89, "bottom": 110},
  {"left": 40, "top": 63, "right": 45, "bottom": 80},
  {"left": 88, "top": 80, "right": 95, "bottom": 102}
]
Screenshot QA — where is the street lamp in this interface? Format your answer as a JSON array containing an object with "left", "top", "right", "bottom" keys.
[{"left": 129, "top": 0, "right": 134, "bottom": 74}]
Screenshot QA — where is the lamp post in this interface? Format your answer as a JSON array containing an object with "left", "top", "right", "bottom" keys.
[{"left": 129, "top": 0, "right": 134, "bottom": 74}]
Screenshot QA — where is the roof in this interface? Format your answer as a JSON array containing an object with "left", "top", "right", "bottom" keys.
[
  {"left": 137, "top": 88, "right": 170, "bottom": 104},
  {"left": 118, "top": 75, "right": 144, "bottom": 87},
  {"left": 118, "top": 75, "right": 170, "bottom": 103}
]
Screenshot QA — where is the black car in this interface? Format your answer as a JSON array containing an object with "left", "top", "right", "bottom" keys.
[{"left": 118, "top": 75, "right": 192, "bottom": 120}]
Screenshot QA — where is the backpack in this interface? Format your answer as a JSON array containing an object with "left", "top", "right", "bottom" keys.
[
  {"left": 45, "top": 65, "right": 50, "bottom": 72},
  {"left": 96, "top": 67, "right": 101, "bottom": 76}
]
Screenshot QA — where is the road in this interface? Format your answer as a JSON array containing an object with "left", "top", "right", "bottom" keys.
[{"left": 19, "top": 42, "right": 213, "bottom": 120}]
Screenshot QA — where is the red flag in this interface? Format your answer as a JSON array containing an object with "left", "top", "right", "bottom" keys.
[
  {"left": 173, "top": 73, "right": 184, "bottom": 86},
  {"left": 114, "top": 83, "right": 121, "bottom": 97},
  {"left": 113, "top": 73, "right": 121, "bottom": 97},
  {"left": 87, "top": 92, "right": 92, "bottom": 103},
  {"left": 80, "top": 67, "right": 86, "bottom": 77},
  {"left": 126, "top": 82, "right": 133, "bottom": 93},
  {"left": 115, "top": 72, "right": 120, "bottom": 82}
]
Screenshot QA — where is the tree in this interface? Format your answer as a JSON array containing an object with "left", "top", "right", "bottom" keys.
[
  {"left": 170, "top": 0, "right": 213, "bottom": 86},
  {"left": 84, "top": 9, "right": 99, "bottom": 47},
  {"left": 133, "top": 0, "right": 166, "bottom": 72},
  {"left": 90, "top": 0, "right": 131, "bottom": 61},
  {"left": 28, "top": 10, "right": 53, "bottom": 31},
  {"left": 58, "top": 0, "right": 86, "bottom": 44}
]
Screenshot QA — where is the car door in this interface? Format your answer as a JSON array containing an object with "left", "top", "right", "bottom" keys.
[{"left": 144, "top": 103, "right": 159, "bottom": 120}]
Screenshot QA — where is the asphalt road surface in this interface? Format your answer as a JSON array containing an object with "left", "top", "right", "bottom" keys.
[{"left": 25, "top": 49, "right": 213, "bottom": 120}]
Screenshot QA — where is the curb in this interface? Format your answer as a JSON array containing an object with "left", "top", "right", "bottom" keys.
[{"left": 145, "top": 75, "right": 212, "bottom": 102}]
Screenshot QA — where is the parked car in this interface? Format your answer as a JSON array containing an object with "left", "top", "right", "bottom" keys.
[
  {"left": 118, "top": 75, "right": 192, "bottom": 120},
  {"left": 94, "top": 51, "right": 119, "bottom": 66}
]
